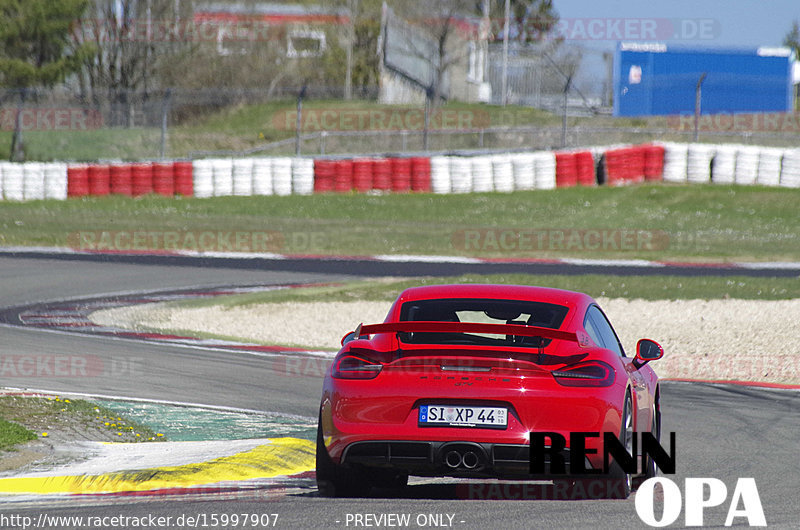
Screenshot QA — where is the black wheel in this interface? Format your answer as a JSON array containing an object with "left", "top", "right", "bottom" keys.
[
  {"left": 606, "top": 392, "right": 633, "bottom": 499},
  {"left": 315, "top": 416, "right": 371, "bottom": 497},
  {"left": 643, "top": 404, "right": 660, "bottom": 481}
]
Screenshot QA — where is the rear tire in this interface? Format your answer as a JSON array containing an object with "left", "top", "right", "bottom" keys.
[
  {"left": 606, "top": 392, "right": 633, "bottom": 499},
  {"left": 644, "top": 404, "right": 660, "bottom": 480},
  {"left": 315, "top": 416, "right": 371, "bottom": 498}
]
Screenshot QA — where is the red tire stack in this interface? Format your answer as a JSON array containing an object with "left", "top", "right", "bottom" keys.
[
  {"left": 643, "top": 144, "right": 665, "bottom": 181},
  {"left": 334, "top": 159, "right": 354, "bottom": 193},
  {"left": 574, "top": 151, "right": 596, "bottom": 186},
  {"left": 131, "top": 163, "right": 154, "bottom": 197},
  {"left": 88, "top": 164, "right": 111, "bottom": 196},
  {"left": 352, "top": 159, "right": 373, "bottom": 193},
  {"left": 152, "top": 162, "right": 175, "bottom": 196},
  {"left": 67, "top": 165, "right": 90, "bottom": 197},
  {"left": 390, "top": 157, "right": 412, "bottom": 192},
  {"left": 372, "top": 158, "right": 392, "bottom": 191},
  {"left": 628, "top": 145, "right": 646, "bottom": 183},
  {"left": 110, "top": 164, "right": 133, "bottom": 196},
  {"left": 410, "top": 157, "right": 431, "bottom": 192},
  {"left": 603, "top": 148, "right": 625, "bottom": 186},
  {"left": 554, "top": 152, "right": 578, "bottom": 187},
  {"left": 313, "top": 160, "right": 336, "bottom": 193},
  {"left": 173, "top": 161, "right": 194, "bottom": 196}
]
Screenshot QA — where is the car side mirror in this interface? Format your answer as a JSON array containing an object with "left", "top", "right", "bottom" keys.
[{"left": 633, "top": 339, "right": 663, "bottom": 369}]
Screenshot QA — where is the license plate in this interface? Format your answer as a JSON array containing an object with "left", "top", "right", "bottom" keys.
[{"left": 419, "top": 405, "right": 507, "bottom": 428}]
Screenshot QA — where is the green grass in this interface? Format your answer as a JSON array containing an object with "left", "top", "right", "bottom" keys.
[
  {"left": 0, "top": 98, "right": 666, "bottom": 161},
  {"left": 173, "top": 274, "right": 800, "bottom": 311},
  {"left": 0, "top": 417, "right": 37, "bottom": 451},
  {"left": 1, "top": 184, "right": 799, "bottom": 262}
]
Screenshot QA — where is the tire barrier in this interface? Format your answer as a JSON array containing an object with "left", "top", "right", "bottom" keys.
[
  {"left": 781, "top": 149, "right": 800, "bottom": 188},
  {"left": 450, "top": 156, "right": 472, "bottom": 193},
  {"left": 734, "top": 146, "right": 759, "bottom": 185},
  {"left": 152, "top": 162, "right": 175, "bottom": 197},
  {"left": 22, "top": 162, "right": 45, "bottom": 201},
  {"left": 87, "top": 164, "right": 110, "bottom": 197},
  {"left": 391, "top": 157, "right": 412, "bottom": 192},
  {"left": 232, "top": 158, "right": 253, "bottom": 197},
  {"left": 643, "top": 144, "right": 665, "bottom": 182},
  {"left": 686, "top": 144, "right": 715, "bottom": 184},
  {"left": 372, "top": 158, "right": 392, "bottom": 191},
  {"left": 252, "top": 158, "right": 273, "bottom": 196},
  {"left": 110, "top": 164, "right": 133, "bottom": 196},
  {"left": 491, "top": 154, "right": 514, "bottom": 192},
  {"left": 755, "top": 147, "right": 782, "bottom": 187},
  {"left": 191, "top": 159, "right": 214, "bottom": 198},
  {"left": 43, "top": 162, "right": 68, "bottom": 200},
  {"left": 554, "top": 151, "right": 578, "bottom": 188},
  {"left": 661, "top": 142, "right": 688, "bottom": 183},
  {"left": 67, "top": 164, "right": 89, "bottom": 198},
  {"left": 410, "top": 157, "right": 432, "bottom": 192},
  {"left": 272, "top": 157, "right": 293, "bottom": 196},
  {"left": 173, "top": 161, "right": 194, "bottom": 197},
  {"left": 710, "top": 144, "right": 736, "bottom": 184},
  {"left": 6, "top": 142, "right": 800, "bottom": 202},
  {"left": 533, "top": 151, "right": 557, "bottom": 190},
  {"left": 292, "top": 158, "right": 314, "bottom": 195},
  {"left": 471, "top": 156, "right": 493, "bottom": 192},
  {"left": 352, "top": 158, "right": 373, "bottom": 193},
  {"left": 131, "top": 162, "right": 154, "bottom": 197}
]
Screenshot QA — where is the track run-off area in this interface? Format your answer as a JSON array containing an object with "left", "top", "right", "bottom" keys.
[{"left": 0, "top": 251, "right": 798, "bottom": 528}]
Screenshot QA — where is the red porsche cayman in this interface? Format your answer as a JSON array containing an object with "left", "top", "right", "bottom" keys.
[{"left": 316, "top": 284, "right": 664, "bottom": 498}]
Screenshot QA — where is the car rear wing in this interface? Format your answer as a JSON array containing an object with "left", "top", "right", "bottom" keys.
[{"left": 356, "top": 321, "right": 579, "bottom": 344}]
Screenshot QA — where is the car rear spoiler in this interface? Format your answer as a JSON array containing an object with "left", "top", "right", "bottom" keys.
[{"left": 356, "top": 321, "right": 579, "bottom": 344}]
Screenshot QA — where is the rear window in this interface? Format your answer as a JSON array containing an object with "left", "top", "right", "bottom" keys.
[{"left": 398, "top": 298, "right": 569, "bottom": 348}]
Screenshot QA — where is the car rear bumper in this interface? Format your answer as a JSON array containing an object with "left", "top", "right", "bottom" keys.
[{"left": 341, "top": 439, "right": 595, "bottom": 479}]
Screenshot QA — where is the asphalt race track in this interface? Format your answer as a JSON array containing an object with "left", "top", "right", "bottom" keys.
[{"left": 1, "top": 255, "right": 798, "bottom": 528}]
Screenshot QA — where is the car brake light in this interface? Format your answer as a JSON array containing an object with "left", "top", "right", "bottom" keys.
[
  {"left": 332, "top": 354, "right": 383, "bottom": 379},
  {"left": 552, "top": 361, "right": 615, "bottom": 387}
]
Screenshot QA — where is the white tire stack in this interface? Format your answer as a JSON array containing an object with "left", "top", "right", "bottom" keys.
[
  {"left": 532, "top": 151, "right": 557, "bottom": 190},
  {"left": 779, "top": 149, "right": 800, "bottom": 188},
  {"left": 430, "top": 156, "right": 451, "bottom": 194},
  {"left": 292, "top": 158, "right": 314, "bottom": 195},
  {"left": 511, "top": 153, "right": 535, "bottom": 190},
  {"left": 491, "top": 154, "right": 514, "bottom": 192},
  {"left": 43, "top": 162, "right": 68, "bottom": 200},
  {"left": 192, "top": 159, "right": 214, "bottom": 198},
  {"left": 232, "top": 158, "right": 254, "bottom": 196},
  {"left": 22, "top": 162, "right": 45, "bottom": 200},
  {"left": 252, "top": 157, "right": 273, "bottom": 195},
  {"left": 686, "top": 144, "right": 715, "bottom": 184},
  {"left": 211, "top": 158, "right": 233, "bottom": 196},
  {"left": 272, "top": 157, "right": 293, "bottom": 196},
  {"left": 661, "top": 142, "right": 688, "bottom": 183},
  {"left": 755, "top": 147, "right": 783, "bottom": 186},
  {"left": 449, "top": 156, "right": 472, "bottom": 193},
  {"left": 710, "top": 144, "right": 736, "bottom": 184},
  {"left": 734, "top": 146, "right": 759, "bottom": 185},
  {"left": 2, "top": 162, "right": 24, "bottom": 201},
  {"left": 471, "top": 156, "right": 493, "bottom": 192}
]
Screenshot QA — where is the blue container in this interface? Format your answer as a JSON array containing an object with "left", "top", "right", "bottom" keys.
[{"left": 613, "top": 43, "right": 793, "bottom": 117}]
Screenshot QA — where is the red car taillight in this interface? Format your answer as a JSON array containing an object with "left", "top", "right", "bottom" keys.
[
  {"left": 552, "top": 361, "right": 615, "bottom": 387},
  {"left": 332, "top": 354, "right": 383, "bottom": 380}
]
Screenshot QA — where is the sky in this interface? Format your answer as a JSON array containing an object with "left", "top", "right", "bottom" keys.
[{"left": 552, "top": 0, "right": 800, "bottom": 51}]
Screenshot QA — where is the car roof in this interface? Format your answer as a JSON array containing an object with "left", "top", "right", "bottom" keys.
[{"left": 395, "top": 284, "right": 594, "bottom": 307}]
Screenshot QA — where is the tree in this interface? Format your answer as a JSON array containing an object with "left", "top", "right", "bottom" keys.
[{"left": 0, "top": 0, "right": 90, "bottom": 160}]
